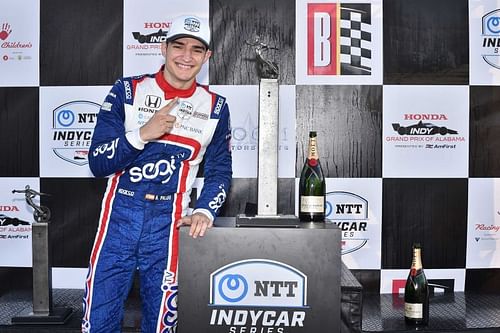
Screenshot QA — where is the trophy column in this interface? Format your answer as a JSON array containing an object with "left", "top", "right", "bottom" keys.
[
  {"left": 236, "top": 37, "right": 299, "bottom": 227},
  {"left": 257, "top": 78, "right": 279, "bottom": 215}
]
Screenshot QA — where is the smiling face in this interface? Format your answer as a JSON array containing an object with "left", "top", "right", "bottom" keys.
[{"left": 161, "top": 37, "right": 211, "bottom": 90}]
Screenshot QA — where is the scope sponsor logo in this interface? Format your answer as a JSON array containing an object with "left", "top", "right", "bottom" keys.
[
  {"left": 326, "top": 191, "right": 369, "bottom": 254},
  {"left": 209, "top": 259, "right": 308, "bottom": 332},
  {"left": 208, "top": 184, "right": 227, "bottom": 212},
  {"left": 481, "top": 9, "right": 500, "bottom": 69},
  {"left": 307, "top": 3, "right": 372, "bottom": 76},
  {"left": 51, "top": 101, "right": 100, "bottom": 166},
  {"left": 129, "top": 157, "right": 178, "bottom": 184},
  {"left": 93, "top": 138, "right": 119, "bottom": 160}
]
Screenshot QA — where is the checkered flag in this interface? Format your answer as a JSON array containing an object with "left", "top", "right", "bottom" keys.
[{"left": 340, "top": 4, "right": 372, "bottom": 75}]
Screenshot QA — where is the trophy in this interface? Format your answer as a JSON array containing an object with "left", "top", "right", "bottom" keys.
[
  {"left": 246, "top": 36, "right": 279, "bottom": 79},
  {"left": 236, "top": 37, "right": 298, "bottom": 227},
  {"left": 11, "top": 185, "right": 72, "bottom": 324},
  {"left": 13, "top": 185, "right": 51, "bottom": 223}
]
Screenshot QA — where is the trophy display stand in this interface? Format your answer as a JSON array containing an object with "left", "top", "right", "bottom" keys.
[
  {"left": 236, "top": 38, "right": 299, "bottom": 227},
  {"left": 11, "top": 186, "right": 73, "bottom": 325}
]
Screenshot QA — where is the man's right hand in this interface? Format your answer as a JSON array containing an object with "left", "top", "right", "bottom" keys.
[{"left": 139, "top": 97, "right": 178, "bottom": 142}]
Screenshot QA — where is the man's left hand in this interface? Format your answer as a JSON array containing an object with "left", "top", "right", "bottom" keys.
[{"left": 176, "top": 212, "right": 213, "bottom": 238}]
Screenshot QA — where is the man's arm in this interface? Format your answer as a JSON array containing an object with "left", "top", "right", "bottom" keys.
[
  {"left": 177, "top": 99, "right": 232, "bottom": 238},
  {"left": 89, "top": 79, "right": 144, "bottom": 177},
  {"left": 89, "top": 79, "right": 177, "bottom": 177}
]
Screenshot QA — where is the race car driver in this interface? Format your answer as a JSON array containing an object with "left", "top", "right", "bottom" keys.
[{"left": 82, "top": 14, "right": 232, "bottom": 333}]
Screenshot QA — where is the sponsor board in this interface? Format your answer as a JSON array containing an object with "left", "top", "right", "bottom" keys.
[
  {"left": 0, "top": 178, "right": 39, "bottom": 267},
  {"left": 469, "top": 1, "right": 500, "bottom": 84},
  {"left": 208, "top": 259, "right": 308, "bottom": 332},
  {"left": 123, "top": 0, "right": 209, "bottom": 83},
  {"left": 40, "top": 86, "right": 109, "bottom": 177},
  {"left": 467, "top": 178, "right": 500, "bottom": 268},
  {"left": 305, "top": 178, "right": 382, "bottom": 269},
  {"left": 383, "top": 85, "right": 469, "bottom": 178},
  {"left": 296, "top": 0, "right": 383, "bottom": 84},
  {"left": 50, "top": 100, "right": 100, "bottom": 166},
  {"left": 0, "top": 0, "right": 39, "bottom": 86}
]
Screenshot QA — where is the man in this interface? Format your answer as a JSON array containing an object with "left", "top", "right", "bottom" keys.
[{"left": 82, "top": 15, "right": 232, "bottom": 333}]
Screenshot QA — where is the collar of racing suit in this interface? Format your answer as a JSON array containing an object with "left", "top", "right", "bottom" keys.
[{"left": 155, "top": 65, "right": 197, "bottom": 99}]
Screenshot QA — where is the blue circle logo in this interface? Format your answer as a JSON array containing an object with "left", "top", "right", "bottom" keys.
[
  {"left": 57, "top": 109, "right": 75, "bottom": 127},
  {"left": 218, "top": 274, "right": 248, "bottom": 303},
  {"left": 325, "top": 200, "right": 333, "bottom": 218},
  {"left": 487, "top": 16, "right": 500, "bottom": 34}
]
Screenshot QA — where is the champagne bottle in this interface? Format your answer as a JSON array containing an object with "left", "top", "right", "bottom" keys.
[
  {"left": 299, "top": 131, "right": 325, "bottom": 222},
  {"left": 404, "top": 243, "right": 429, "bottom": 325}
]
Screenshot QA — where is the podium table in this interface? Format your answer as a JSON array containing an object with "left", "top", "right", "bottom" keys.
[{"left": 178, "top": 219, "right": 341, "bottom": 333}]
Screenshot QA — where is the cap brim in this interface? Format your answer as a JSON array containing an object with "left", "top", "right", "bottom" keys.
[{"left": 166, "top": 34, "right": 209, "bottom": 49}]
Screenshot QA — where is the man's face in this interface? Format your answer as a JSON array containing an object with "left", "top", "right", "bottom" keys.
[{"left": 162, "top": 37, "right": 211, "bottom": 89}]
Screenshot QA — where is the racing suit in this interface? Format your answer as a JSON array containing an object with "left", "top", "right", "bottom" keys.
[{"left": 82, "top": 67, "right": 232, "bottom": 333}]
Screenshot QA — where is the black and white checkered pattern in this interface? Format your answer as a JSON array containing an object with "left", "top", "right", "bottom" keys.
[{"left": 340, "top": 4, "right": 372, "bottom": 75}]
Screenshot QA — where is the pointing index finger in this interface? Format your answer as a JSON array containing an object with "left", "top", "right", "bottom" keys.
[{"left": 157, "top": 97, "right": 179, "bottom": 115}]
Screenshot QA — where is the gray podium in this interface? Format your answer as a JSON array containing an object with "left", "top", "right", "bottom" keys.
[{"left": 178, "top": 221, "right": 341, "bottom": 333}]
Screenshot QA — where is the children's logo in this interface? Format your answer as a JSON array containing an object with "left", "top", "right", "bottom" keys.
[{"left": 0, "top": 23, "right": 12, "bottom": 41}]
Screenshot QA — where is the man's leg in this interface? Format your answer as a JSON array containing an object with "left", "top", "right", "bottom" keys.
[
  {"left": 82, "top": 195, "right": 142, "bottom": 332},
  {"left": 138, "top": 205, "right": 178, "bottom": 333}
]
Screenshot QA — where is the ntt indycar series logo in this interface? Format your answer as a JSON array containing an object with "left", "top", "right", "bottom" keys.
[
  {"left": 482, "top": 9, "right": 500, "bottom": 69},
  {"left": 209, "top": 259, "right": 308, "bottom": 333},
  {"left": 326, "top": 191, "right": 369, "bottom": 255},
  {"left": 51, "top": 101, "right": 100, "bottom": 166}
]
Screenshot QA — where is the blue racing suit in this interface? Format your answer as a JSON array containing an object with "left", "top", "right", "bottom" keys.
[{"left": 82, "top": 67, "right": 232, "bottom": 333}]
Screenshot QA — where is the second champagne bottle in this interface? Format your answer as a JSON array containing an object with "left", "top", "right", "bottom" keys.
[
  {"left": 299, "top": 131, "right": 326, "bottom": 222},
  {"left": 404, "top": 243, "right": 429, "bottom": 326}
]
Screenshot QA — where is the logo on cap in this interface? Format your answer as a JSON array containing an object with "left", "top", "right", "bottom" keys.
[{"left": 183, "top": 17, "right": 201, "bottom": 33}]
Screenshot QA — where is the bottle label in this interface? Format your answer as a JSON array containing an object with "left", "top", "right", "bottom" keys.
[
  {"left": 300, "top": 196, "right": 324, "bottom": 213},
  {"left": 404, "top": 302, "right": 423, "bottom": 319}
]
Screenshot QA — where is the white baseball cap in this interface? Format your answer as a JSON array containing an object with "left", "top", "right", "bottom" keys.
[{"left": 166, "top": 15, "right": 210, "bottom": 49}]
